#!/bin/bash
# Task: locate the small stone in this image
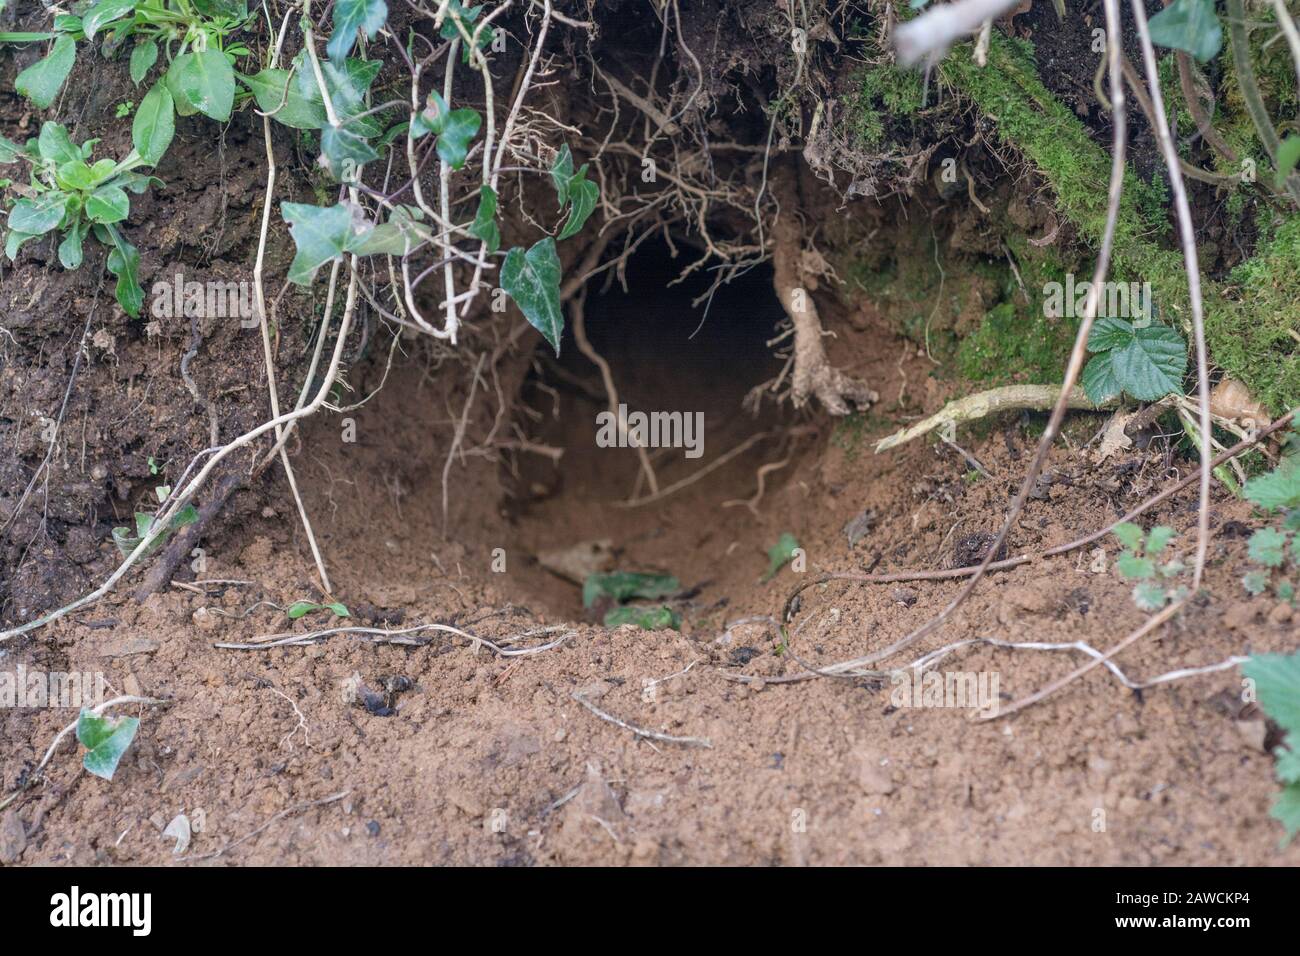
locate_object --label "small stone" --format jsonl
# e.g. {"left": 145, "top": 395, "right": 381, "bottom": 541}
{"left": 0, "top": 810, "right": 26, "bottom": 864}
{"left": 554, "top": 728, "right": 567, "bottom": 742}
{"left": 1235, "top": 719, "right": 1268, "bottom": 753}
{"left": 889, "top": 587, "right": 918, "bottom": 607}
{"left": 1268, "top": 602, "right": 1293, "bottom": 626}
{"left": 1223, "top": 601, "right": 1262, "bottom": 631}
{"left": 857, "top": 753, "right": 895, "bottom": 795}
{"left": 191, "top": 607, "right": 221, "bottom": 631}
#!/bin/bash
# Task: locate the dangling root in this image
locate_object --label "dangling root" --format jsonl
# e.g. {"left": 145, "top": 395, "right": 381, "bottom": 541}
{"left": 771, "top": 165, "right": 877, "bottom": 416}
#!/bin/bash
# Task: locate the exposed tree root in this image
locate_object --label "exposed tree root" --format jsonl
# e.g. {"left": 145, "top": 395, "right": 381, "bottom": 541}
{"left": 771, "top": 164, "right": 877, "bottom": 416}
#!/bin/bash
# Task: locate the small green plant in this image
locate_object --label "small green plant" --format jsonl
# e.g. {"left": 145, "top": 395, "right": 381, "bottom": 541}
{"left": 2, "top": 121, "right": 158, "bottom": 314}
{"left": 582, "top": 571, "right": 681, "bottom": 630}
{"left": 111, "top": 484, "right": 198, "bottom": 556}
{"left": 1082, "top": 317, "right": 1188, "bottom": 405}
{"left": 1240, "top": 652, "right": 1300, "bottom": 844}
{"left": 763, "top": 532, "right": 801, "bottom": 581}
{"left": 1240, "top": 431, "right": 1300, "bottom": 603}
{"left": 1112, "top": 522, "right": 1188, "bottom": 610}
{"left": 287, "top": 599, "right": 350, "bottom": 620}
{"left": 77, "top": 708, "right": 140, "bottom": 781}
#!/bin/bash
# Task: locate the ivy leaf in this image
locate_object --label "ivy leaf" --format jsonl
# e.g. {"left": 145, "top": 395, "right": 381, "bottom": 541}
{"left": 1081, "top": 351, "right": 1123, "bottom": 404}
{"left": 16, "top": 34, "right": 76, "bottom": 109}
{"left": 82, "top": 0, "right": 137, "bottom": 40}
{"left": 501, "top": 238, "right": 564, "bottom": 355}
{"left": 556, "top": 166, "right": 598, "bottom": 240}
{"left": 1272, "top": 783, "right": 1300, "bottom": 843}
{"left": 1109, "top": 324, "right": 1186, "bottom": 400}
{"left": 166, "top": 49, "right": 236, "bottom": 122}
{"left": 347, "top": 205, "right": 430, "bottom": 256}
{"left": 8, "top": 192, "right": 70, "bottom": 235}
{"left": 86, "top": 184, "right": 129, "bottom": 224}
{"left": 582, "top": 571, "right": 679, "bottom": 609}
{"left": 129, "top": 38, "right": 158, "bottom": 85}
{"left": 764, "top": 532, "right": 800, "bottom": 581}
{"left": 1148, "top": 0, "right": 1222, "bottom": 63}
{"left": 320, "top": 122, "right": 380, "bottom": 178}
{"left": 96, "top": 222, "right": 143, "bottom": 316}
{"left": 603, "top": 605, "right": 681, "bottom": 630}
{"left": 1276, "top": 136, "right": 1300, "bottom": 189}
{"left": 77, "top": 710, "right": 140, "bottom": 781}
{"left": 469, "top": 184, "right": 500, "bottom": 253}
{"left": 132, "top": 81, "right": 174, "bottom": 166}
{"left": 550, "top": 144, "right": 575, "bottom": 206}
{"left": 1245, "top": 456, "right": 1300, "bottom": 511}
{"left": 282, "top": 201, "right": 351, "bottom": 285}
{"left": 1248, "top": 527, "right": 1289, "bottom": 568}
{"left": 412, "top": 91, "right": 479, "bottom": 168}
{"left": 240, "top": 67, "right": 329, "bottom": 130}
{"left": 328, "top": 0, "right": 388, "bottom": 61}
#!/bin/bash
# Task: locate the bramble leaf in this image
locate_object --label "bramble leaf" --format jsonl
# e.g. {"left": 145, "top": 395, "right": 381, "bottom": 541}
{"left": 582, "top": 571, "right": 679, "bottom": 609}
{"left": 77, "top": 710, "right": 140, "bottom": 781}
{"left": 1248, "top": 527, "right": 1289, "bottom": 568}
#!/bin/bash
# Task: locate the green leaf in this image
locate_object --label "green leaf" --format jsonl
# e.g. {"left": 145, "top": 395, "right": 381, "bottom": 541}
{"left": 282, "top": 201, "right": 351, "bottom": 285}
{"left": 77, "top": 709, "right": 140, "bottom": 781}
{"left": 1145, "top": 525, "right": 1176, "bottom": 556}
{"left": 58, "top": 221, "right": 87, "bottom": 269}
{"left": 8, "top": 193, "right": 70, "bottom": 235}
{"left": 1086, "top": 316, "right": 1134, "bottom": 353}
{"left": 1272, "top": 782, "right": 1300, "bottom": 843}
{"left": 320, "top": 122, "right": 380, "bottom": 179}
{"left": 132, "top": 82, "right": 174, "bottom": 166}
{"left": 328, "top": 0, "right": 388, "bottom": 61}
{"left": 16, "top": 34, "right": 76, "bottom": 109}
{"left": 166, "top": 49, "right": 236, "bottom": 122}
{"left": 469, "top": 185, "right": 500, "bottom": 253}
{"left": 1243, "top": 653, "right": 1300, "bottom": 738}
{"left": 240, "top": 68, "right": 328, "bottom": 130}
{"left": 0, "top": 135, "right": 22, "bottom": 164}
{"left": 86, "top": 184, "right": 129, "bottom": 224}
{"left": 413, "top": 91, "right": 479, "bottom": 168}
{"left": 1244, "top": 457, "right": 1300, "bottom": 511}
{"left": 5, "top": 231, "right": 38, "bottom": 261}
{"left": 1131, "top": 581, "right": 1170, "bottom": 611}
{"left": 1148, "top": 0, "right": 1222, "bottom": 63}
{"left": 556, "top": 168, "right": 597, "bottom": 240}
{"left": 501, "top": 238, "right": 564, "bottom": 355}
{"left": 325, "top": 602, "right": 350, "bottom": 617}
{"left": 82, "top": 0, "right": 137, "bottom": 40}
{"left": 1112, "top": 522, "right": 1145, "bottom": 552}
{"left": 129, "top": 38, "right": 158, "bottom": 85}
{"left": 97, "top": 223, "right": 143, "bottom": 317}
{"left": 603, "top": 605, "right": 681, "bottom": 630}
{"left": 1081, "top": 351, "right": 1123, "bottom": 404}
{"left": 38, "top": 121, "right": 82, "bottom": 166}
{"left": 764, "top": 532, "right": 800, "bottom": 581}
{"left": 1276, "top": 136, "right": 1300, "bottom": 189}
{"left": 346, "top": 205, "right": 430, "bottom": 256}
{"left": 1116, "top": 553, "right": 1155, "bottom": 580}
{"left": 1110, "top": 324, "right": 1187, "bottom": 401}
{"left": 287, "top": 600, "right": 321, "bottom": 619}
{"left": 582, "top": 571, "right": 680, "bottom": 609}
{"left": 1248, "top": 527, "right": 1289, "bottom": 568}
{"left": 1242, "top": 569, "right": 1270, "bottom": 595}
{"left": 550, "top": 144, "right": 575, "bottom": 206}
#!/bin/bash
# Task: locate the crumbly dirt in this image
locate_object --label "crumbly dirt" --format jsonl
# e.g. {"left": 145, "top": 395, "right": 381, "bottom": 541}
{"left": 3, "top": 290, "right": 1298, "bottom": 864}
